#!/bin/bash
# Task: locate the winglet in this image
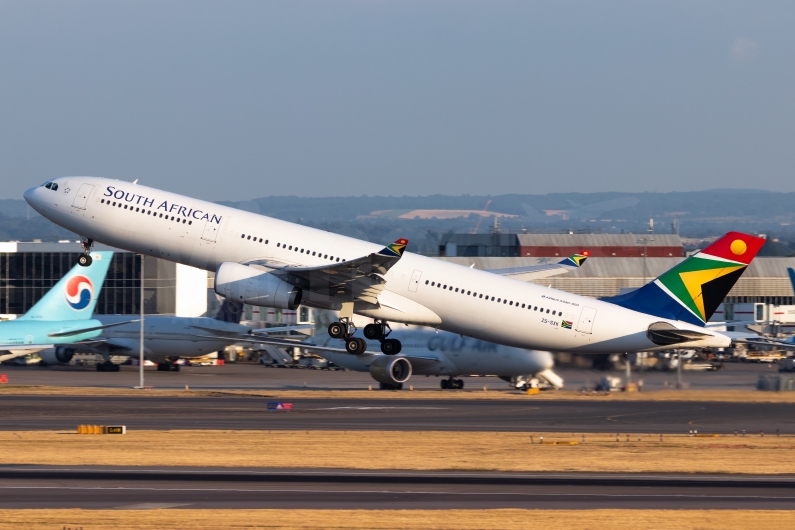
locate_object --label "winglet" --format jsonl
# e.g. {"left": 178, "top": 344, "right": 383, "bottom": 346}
{"left": 378, "top": 238, "right": 408, "bottom": 258}
{"left": 558, "top": 250, "right": 589, "bottom": 268}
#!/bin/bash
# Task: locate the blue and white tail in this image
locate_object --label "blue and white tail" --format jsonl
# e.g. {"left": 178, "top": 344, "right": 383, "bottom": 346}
{"left": 214, "top": 299, "right": 244, "bottom": 324}
{"left": 18, "top": 251, "right": 114, "bottom": 321}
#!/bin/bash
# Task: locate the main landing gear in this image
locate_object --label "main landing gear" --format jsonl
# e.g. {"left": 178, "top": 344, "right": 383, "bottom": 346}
{"left": 441, "top": 377, "right": 464, "bottom": 390}
{"left": 96, "top": 361, "right": 120, "bottom": 372}
{"left": 363, "top": 320, "right": 401, "bottom": 355}
{"left": 78, "top": 238, "right": 94, "bottom": 267}
{"left": 328, "top": 318, "right": 368, "bottom": 354}
{"left": 157, "top": 361, "right": 180, "bottom": 372}
{"left": 328, "top": 319, "right": 402, "bottom": 355}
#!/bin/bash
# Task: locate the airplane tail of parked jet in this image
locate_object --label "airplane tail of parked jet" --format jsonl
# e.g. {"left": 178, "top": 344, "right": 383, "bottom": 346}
{"left": 213, "top": 299, "right": 244, "bottom": 324}
{"left": 601, "top": 232, "right": 765, "bottom": 327}
{"left": 17, "top": 251, "right": 114, "bottom": 321}
{"left": 787, "top": 267, "right": 795, "bottom": 292}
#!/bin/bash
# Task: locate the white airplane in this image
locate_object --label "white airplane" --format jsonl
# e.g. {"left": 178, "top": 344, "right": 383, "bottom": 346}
{"left": 310, "top": 328, "right": 562, "bottom": 391}
{"left": 24, "top": 177, "right": 765, "bottom": 358}
{"left": 39, "top": 299, "right": 307, "bottom": 372}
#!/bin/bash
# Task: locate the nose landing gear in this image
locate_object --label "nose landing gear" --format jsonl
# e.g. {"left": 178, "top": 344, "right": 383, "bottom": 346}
{"left": 441, "top": 377, "right": 464, "bottom": 390}
{"left": 78, "top": 238, "right": 94, "bottom": 267}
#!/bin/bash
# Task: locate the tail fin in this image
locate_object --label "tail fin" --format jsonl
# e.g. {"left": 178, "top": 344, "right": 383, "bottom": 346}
{"left": 558, "top": 250, "right": 589, "bottom": 268}
{"left": 214, "top": 299, "right": 244, "bottom": 324}
{"left": 377, "top": 238, "right": 408, "bottom": 258}
{"left": 18, "top": 251, "right": 114, "bottom": 321}
{"left": 602, "top": 232, "right": 765, "bottom": 326}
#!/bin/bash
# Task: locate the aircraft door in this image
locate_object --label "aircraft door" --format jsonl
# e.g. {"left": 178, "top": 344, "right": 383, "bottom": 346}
{"left": 408, "top": 270, "right": 422, "bottom": 292}
{"left": 576, "top": 306, "right": 597, "bottom": 334}
{"left": 201, "top": 220, "right": 218, "bottom": 242}
{"left": 72, "top": 184, "right": 94, "bottom": 210}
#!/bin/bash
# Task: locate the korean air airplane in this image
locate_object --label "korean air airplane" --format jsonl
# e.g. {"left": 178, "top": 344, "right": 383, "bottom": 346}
{"left": 0, "top": 251, "right": 129, "bottom": 365}
{"left": 24, "top": 177, "right": 765, "bottom": 358}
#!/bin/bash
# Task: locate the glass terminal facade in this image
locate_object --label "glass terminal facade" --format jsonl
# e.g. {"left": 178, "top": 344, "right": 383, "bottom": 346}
{"left": 0, "top": 252, "right": 177, "bottom": 316}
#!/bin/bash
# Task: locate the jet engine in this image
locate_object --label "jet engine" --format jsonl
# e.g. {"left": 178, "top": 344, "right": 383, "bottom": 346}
{"left": 369, "top": 356, "right": 412, "bottom": 385}
{"left": 215, "top": 262, "right": 302, "bottom": 310}
{"left": 39, "top": 346, "right": 76, "bottom": 365}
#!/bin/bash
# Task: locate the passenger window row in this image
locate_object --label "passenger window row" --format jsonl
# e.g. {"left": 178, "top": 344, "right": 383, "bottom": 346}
{"left": 423, "top": 279, "right": 563, "bottom": 317}
{"left": 241, "top": 234, "right": 269, "bottom": 245}
{"left": 100, "top": 198, "right": 192, "bottom": 225}
{"left": 242, "top": 236, "right": 344, "bottom": 263}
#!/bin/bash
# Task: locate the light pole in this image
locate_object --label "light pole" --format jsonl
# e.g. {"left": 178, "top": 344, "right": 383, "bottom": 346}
{"left": 135, "top": 254, "right": 145, "bottom": 389}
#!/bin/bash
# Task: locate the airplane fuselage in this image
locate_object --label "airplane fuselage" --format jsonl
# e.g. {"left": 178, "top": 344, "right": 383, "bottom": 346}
{"left": 25, "top": 177, "right": 731, "bottom": 354}
{"left": 315, "top": 328, "right": 554, "bottom": 377}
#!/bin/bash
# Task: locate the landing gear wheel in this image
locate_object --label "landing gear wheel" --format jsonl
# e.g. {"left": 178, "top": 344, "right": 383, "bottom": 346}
{"left": 78, "top": 254, "right": 93, "bottom": 267}
{"left": 345, "top": 337, "right": 367, "bottom": 354}
{"left": 172, "top": 363, "right": 180, "bottom": 372}
{"left": 96, "top": 362, "right": 118, "bottom": 372}
{"left": 363, "top": 324, "right": 383, "bottom": 340}
{"left": 379, "top": 382, "right": 403, "bottom": 390}
{"left": 380, "top": 339, "right": 402, "bottom": 355}
{"left": 328, "top": 322, "right": 346, "bottom": 339}
{"left": 456, "top": 379, "right": 464, "bottom": 390}
{"left": 441, "top": 379, "right": 449, "bottom": 390}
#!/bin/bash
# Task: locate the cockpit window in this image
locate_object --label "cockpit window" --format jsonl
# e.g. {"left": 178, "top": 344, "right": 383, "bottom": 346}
{"left": 50, "top": 183, "right": 58, "bottom": 191}
{"left": 44, "top": 182, "right": 52, "bottom": 189}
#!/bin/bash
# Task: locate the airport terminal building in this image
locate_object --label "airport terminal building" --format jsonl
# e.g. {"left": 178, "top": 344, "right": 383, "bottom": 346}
{"left": 0, "top": 241, "right": 207, "bottom": 319}
{"left": 2, "top": 240, "right": 793, "bottom": 324}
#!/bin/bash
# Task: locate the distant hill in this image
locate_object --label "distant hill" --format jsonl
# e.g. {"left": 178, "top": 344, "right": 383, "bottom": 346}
{"left": 1, "top": 189, "right": 794, "bottom": 251}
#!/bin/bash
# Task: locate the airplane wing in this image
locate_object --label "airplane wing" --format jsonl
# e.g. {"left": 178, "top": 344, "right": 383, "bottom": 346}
{"left": 186, "top": 333, "right": 381, "bottom": 354}
{"left": 0, "top": 344, "right": 55, "bottom": 363}
{"left": 250, "top": 325, "right": 314, "bottom": 335}
{"left": 483, "top": 251, "right": 589, "bottom": 281}
{"left": 720, "top": 332, "right": 795, "bottom": 351}
{"left": 265, "top": 238, "right": 409, "bottom": 305}
{"left": 189, "top": 324, "right": 314, "bottom": 339}
{"left": 47, "top": 319, "right": 140, "bottom": 338}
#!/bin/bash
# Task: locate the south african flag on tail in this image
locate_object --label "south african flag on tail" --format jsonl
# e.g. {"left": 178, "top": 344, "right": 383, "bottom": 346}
{"left": 378, "top": 238, "right": 408, "bottom": 258}
{"left": 558, "top": 251, "right": 590, "bottom": 268}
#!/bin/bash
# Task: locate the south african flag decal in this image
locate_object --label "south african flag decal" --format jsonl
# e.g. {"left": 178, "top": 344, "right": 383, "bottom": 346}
{"left": 561, "top": 320, "right": 572, "bottom": 329}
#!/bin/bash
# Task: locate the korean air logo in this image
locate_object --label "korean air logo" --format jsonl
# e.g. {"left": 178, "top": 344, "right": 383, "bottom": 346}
{"left": 65, "top": 275, "right": 94, "bottom": 311}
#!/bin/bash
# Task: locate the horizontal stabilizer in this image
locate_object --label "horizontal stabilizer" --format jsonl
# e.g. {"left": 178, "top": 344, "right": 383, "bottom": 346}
{"left": 646, "top": 322, "right": 711, "bottom": 346}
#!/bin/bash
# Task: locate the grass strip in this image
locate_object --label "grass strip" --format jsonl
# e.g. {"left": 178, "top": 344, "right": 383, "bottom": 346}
{"left": 0, "top": 509, "right": 790, "bottom": 529}
{"left": 2, "top": 430, "right": 794, "bottom": 474}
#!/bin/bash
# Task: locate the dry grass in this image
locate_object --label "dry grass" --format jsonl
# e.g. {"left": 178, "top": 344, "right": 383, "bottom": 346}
{"left": 0, "top": 509, "right": 790, "bottom": 529}
{"left": 2, "top": 385, "right": 795, "bottom": 403}
{"left": 3, "top": 430, "right": 795, "bottom": 474}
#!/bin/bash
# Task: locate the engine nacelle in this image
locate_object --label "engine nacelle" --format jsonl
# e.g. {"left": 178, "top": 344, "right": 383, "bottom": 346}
{"left": 215, "top": 262, "right": 302, "bottom": 310}
{"left": 369, "top": 356, "right": 412, "bottom": 385}
{"left": 39, "top": 346, "right": 75, "bottom": 365}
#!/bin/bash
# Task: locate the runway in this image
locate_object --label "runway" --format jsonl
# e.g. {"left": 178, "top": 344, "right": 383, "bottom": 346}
{"left": 1, "top": 394, "right": 793, "bottom": 433}
{"left": 0, "top": 361, "right": 774, "bottom": 391}
{"left": 1, "top": 466, "right": 793, "bottom": 509}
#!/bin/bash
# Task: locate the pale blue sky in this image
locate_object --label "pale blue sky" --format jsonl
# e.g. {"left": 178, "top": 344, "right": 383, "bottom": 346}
{"left": 1, "top": 1, "right": 793, "bottom": 200}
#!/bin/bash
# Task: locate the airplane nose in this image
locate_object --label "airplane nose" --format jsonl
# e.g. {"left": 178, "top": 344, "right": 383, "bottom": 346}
{"left": 23, "top": 185, "right": 43, "bottom": 210}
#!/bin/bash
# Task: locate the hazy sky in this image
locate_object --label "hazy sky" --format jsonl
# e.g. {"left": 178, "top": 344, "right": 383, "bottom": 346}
{"left": 1, "top": 1, "right": 793, "bottom": 200}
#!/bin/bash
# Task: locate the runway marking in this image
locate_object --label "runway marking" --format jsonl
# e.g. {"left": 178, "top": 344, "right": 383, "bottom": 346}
{"left": 606, "top": 407, "right": 704, "bottom": 424}
{"left": 0, "top": 486, "right": 793, "bottom": 501}
{"left": 311, "top": 407, "right": 449, "bottom": 410}
{"left": 113, "top": 502, "right": 192, "bottom": 510}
